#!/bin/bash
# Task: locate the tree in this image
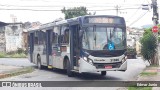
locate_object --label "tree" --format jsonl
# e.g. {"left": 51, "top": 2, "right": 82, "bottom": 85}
{"left": 140, "top": 28, "right": 157, "bottom": 65}
{"left": 61, "top": 6, "right": 92, "bottom": 19}
{"left": 143, "top": 25, "right": 160, "bottom": 42}
{"left": 22, "top": 22, "right": 31, "bottom": 29}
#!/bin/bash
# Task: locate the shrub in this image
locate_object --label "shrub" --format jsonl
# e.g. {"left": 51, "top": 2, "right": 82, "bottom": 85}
{"left": 17, "top": 48, "right": 24, "bottom": 54}
{"left": 140, "top": 32, "right": 157, "bottom": 65}
{"left": 0, "top": 52, "right": 6, "bottom": 58}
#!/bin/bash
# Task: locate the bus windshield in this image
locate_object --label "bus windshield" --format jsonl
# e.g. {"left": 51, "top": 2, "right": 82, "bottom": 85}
{"left": 82, "top": 26, "right": 125, "bottom": 50}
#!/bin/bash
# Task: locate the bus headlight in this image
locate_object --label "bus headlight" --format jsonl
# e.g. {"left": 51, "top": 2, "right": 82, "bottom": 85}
{"left": 83, "top": 57, "right": 87, "bottom": 61}
{"left": 122, "top": 56, "right": 127, "bottom": 63}
{"left": 88, "top": 58, "right": 93, "bottom": 65}
{"left": 83, "top": 56, "right": 93, "bottom": 65}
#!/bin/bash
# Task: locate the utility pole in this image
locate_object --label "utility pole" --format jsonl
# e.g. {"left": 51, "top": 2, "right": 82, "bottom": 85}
{"left": 115, "top": 5, "right": 121, "bottom": 16}
{"left": 152, "top": 0, "right": 159, "bottom": 65}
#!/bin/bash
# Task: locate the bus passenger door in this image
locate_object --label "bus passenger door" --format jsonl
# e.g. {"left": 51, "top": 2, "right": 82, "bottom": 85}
{"left": 70, "top": 25, "right": 80, "bottom": 69}
{"left": 52, "top": 26, "right": 62, "bottom": 68}
{"left": 39, "top": 31, "right": 47, "bottom": 66}
{"left": 29, "top": 33, "right": 34, "bottom": 63}
{"left": 46, "top": 30, "right": 52, "bottom": 66}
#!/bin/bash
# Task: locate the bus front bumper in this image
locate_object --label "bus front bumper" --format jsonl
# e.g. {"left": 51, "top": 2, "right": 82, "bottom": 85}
{"left": 79, "top": 58, "right": 127, "bottom": 73}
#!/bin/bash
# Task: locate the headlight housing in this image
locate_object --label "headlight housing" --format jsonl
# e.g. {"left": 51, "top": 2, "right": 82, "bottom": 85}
{"left": 83, "top": 56, "right": 93, "bottom": 65}
{"left": 122, "top": 56, "right": 127, "bottom": 63}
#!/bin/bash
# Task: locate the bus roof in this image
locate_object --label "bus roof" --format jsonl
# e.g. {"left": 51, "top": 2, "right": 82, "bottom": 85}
{"left": 28, "top": 15, "right": 125, "bottom": 32}
{"left": 55, "top": 15, "right": 124, "bottom": 25}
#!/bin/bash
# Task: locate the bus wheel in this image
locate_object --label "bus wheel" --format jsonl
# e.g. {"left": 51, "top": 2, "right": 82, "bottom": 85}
{"left": 67, "top": 59, "right": 73, "bottom": 77}
{"left": 37, "top": 56, "right": 42, "bottom": 70}
{"left": 101, "top": 71, "right": 106, "bottom": 76}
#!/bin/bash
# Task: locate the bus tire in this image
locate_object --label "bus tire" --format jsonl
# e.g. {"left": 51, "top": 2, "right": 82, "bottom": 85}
{"left": 37, "top": 56, "right": 42, "bottom": 70}
{"left": 101, "top": 71, "right": 106, "bottom": 76}
{"left": 63, "top": 59, "right": 67, "bottom": 70}
{"left": 67, "top": 59, "right": 73, "bottom": 77}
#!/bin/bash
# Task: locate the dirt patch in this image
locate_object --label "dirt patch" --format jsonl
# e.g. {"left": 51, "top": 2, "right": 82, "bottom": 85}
{"left": 137, "top": 66, "right": 160, "bottom": 81}
{"left": 0, "top": 65, "right": 34, "bottom": 79}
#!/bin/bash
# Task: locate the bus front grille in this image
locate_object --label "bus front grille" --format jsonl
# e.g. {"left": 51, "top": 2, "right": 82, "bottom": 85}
{"left": 94, "top": 62, "right": 122, "bottom": 69}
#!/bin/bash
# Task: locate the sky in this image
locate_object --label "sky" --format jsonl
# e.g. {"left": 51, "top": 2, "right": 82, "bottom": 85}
{"left": 0, "top": 0, "right": 159, "bottom": 28}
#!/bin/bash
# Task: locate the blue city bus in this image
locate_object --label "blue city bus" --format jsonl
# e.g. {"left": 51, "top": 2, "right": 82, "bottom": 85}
{"left": 28, "top": 15, "right": 127, "bottom": 77}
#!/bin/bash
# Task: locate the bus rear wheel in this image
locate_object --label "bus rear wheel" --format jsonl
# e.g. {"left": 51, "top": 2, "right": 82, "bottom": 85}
{"left": 67, "top": 59, "right": 73, "bottom": 77}
{"left": 101, "top": 71, "right": 106, "bottom": 76}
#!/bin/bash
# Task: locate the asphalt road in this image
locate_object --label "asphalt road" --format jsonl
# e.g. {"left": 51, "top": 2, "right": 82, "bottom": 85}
{"left": 0, "top": 57, "right": 146, "bottom": 90}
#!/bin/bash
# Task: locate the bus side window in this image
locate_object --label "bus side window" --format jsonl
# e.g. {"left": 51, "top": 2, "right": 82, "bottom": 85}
{"left": 34, "top": 31, "right": 38, "bottom": 45}
{"left": 38, "top": 31, "right": 43, "bottom": 45}
{"left": 60, "top": 26, "right": 69, "bottom": 44}
{"left": 64, "top": 29, "right": 69, "bottom": 44}
{"left": 52, "top": 32, "right": 58, "bottom": 44}
{"left": 54, "top": 26, "right": 60, "bottom": 45}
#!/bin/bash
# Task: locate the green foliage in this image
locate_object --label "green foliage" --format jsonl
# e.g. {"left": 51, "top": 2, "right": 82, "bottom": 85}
{"left": 0, "top": 67, "right": 34, "bottom": 79}
{"left": 11, "top": 53, "right": 27, "bottom": 58}
{"left": 61, "top": 6, "right": 91, "bottom": 19}
{"left": 0, "top": 52, "right": 6, "bottom": 58}
{"left": 140, "top": 32, "right": 157, "bottom": 63}
{"left": 128, "top": 87, "right": 152, "bottom": 90}
{"left": 143, "top": 28, "right": 152, "bottom": 35}
{"left": 140, "top": 72, "right": 157, "bottom": 76}
{"left": 144, "top": 25, "right": 160, "bottom": 42}
{"left": 0, "top": 50, "right": 27, "bottom": 58}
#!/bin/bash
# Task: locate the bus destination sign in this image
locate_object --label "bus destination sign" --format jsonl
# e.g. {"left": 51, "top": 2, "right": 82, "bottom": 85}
{"left": 84, "top": 17, "right": 123, "bottom": 24}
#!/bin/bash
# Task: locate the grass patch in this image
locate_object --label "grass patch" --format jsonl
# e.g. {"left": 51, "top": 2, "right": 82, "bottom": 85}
{"left": 147, "top": 65, "right": 159, "bottom": 67}
{"left": 0, "top": 67, "right": 34, "bottom": 79}
{"left": 140, "top": 72, "right": 157, "bottom": 76}
{"left": 0, "top": 52, "right": 6, "bottom": 58}
{"left": 128, "top": 87, "right": 152, "bottom": 90}
{"left": 0, "top": 52, "right": 27, "bottom": 58}
{"left": 10, "top": 53, "right": 27, "bottom": 58}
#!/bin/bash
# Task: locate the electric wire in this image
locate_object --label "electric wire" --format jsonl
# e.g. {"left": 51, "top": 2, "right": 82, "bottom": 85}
{"left": 129, "top": 10, "right": 149, "bottom": 26}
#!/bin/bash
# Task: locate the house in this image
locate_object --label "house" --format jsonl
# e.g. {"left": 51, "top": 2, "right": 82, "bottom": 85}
{"left": 0, "top": 21, "right": 42, "bottom": 53}
{"left": 0, "top": 22, "right": 8, "bottom": 52}
{"left": 5, "top": 23, "right": 23, "bottom": 52}
{"left": 126, "top": 27, "right": 144, "bottom": 54}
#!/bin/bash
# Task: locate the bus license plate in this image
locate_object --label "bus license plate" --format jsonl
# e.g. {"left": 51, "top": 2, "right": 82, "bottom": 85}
{"left": 105, "top": 65, "right": 112, "bottom": 69}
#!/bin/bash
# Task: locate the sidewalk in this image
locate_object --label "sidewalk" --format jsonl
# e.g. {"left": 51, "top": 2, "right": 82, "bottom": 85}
{"left": 137, "top": 67, "right": 160, "bottom": 81}
{"left": 137, "top": 66, "right": 160, "bottom": 90}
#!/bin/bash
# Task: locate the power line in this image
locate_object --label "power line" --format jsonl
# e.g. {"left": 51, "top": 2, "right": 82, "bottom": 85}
{"left": 0, "top": 4, "right": 65, "bottom": 7}
{"left": 20, "top": 0, "right": 143, "bottom": 6}
{"left": 0, "top": 4, "right": 142, "bottom": 8}
{"left": 129, "top": 11, "right": 149, "bottom": 26}
{"left": 126, "top": 0, "right": 146, "bottom": 21}
{"left": 0, "top": 7, "right": 140, "bottom": 11}
{"left": 0, "top": 8, "right": 117, "bottom": 11}
{"left": 126, "top": 6, "right": 141, "bottom": 21}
